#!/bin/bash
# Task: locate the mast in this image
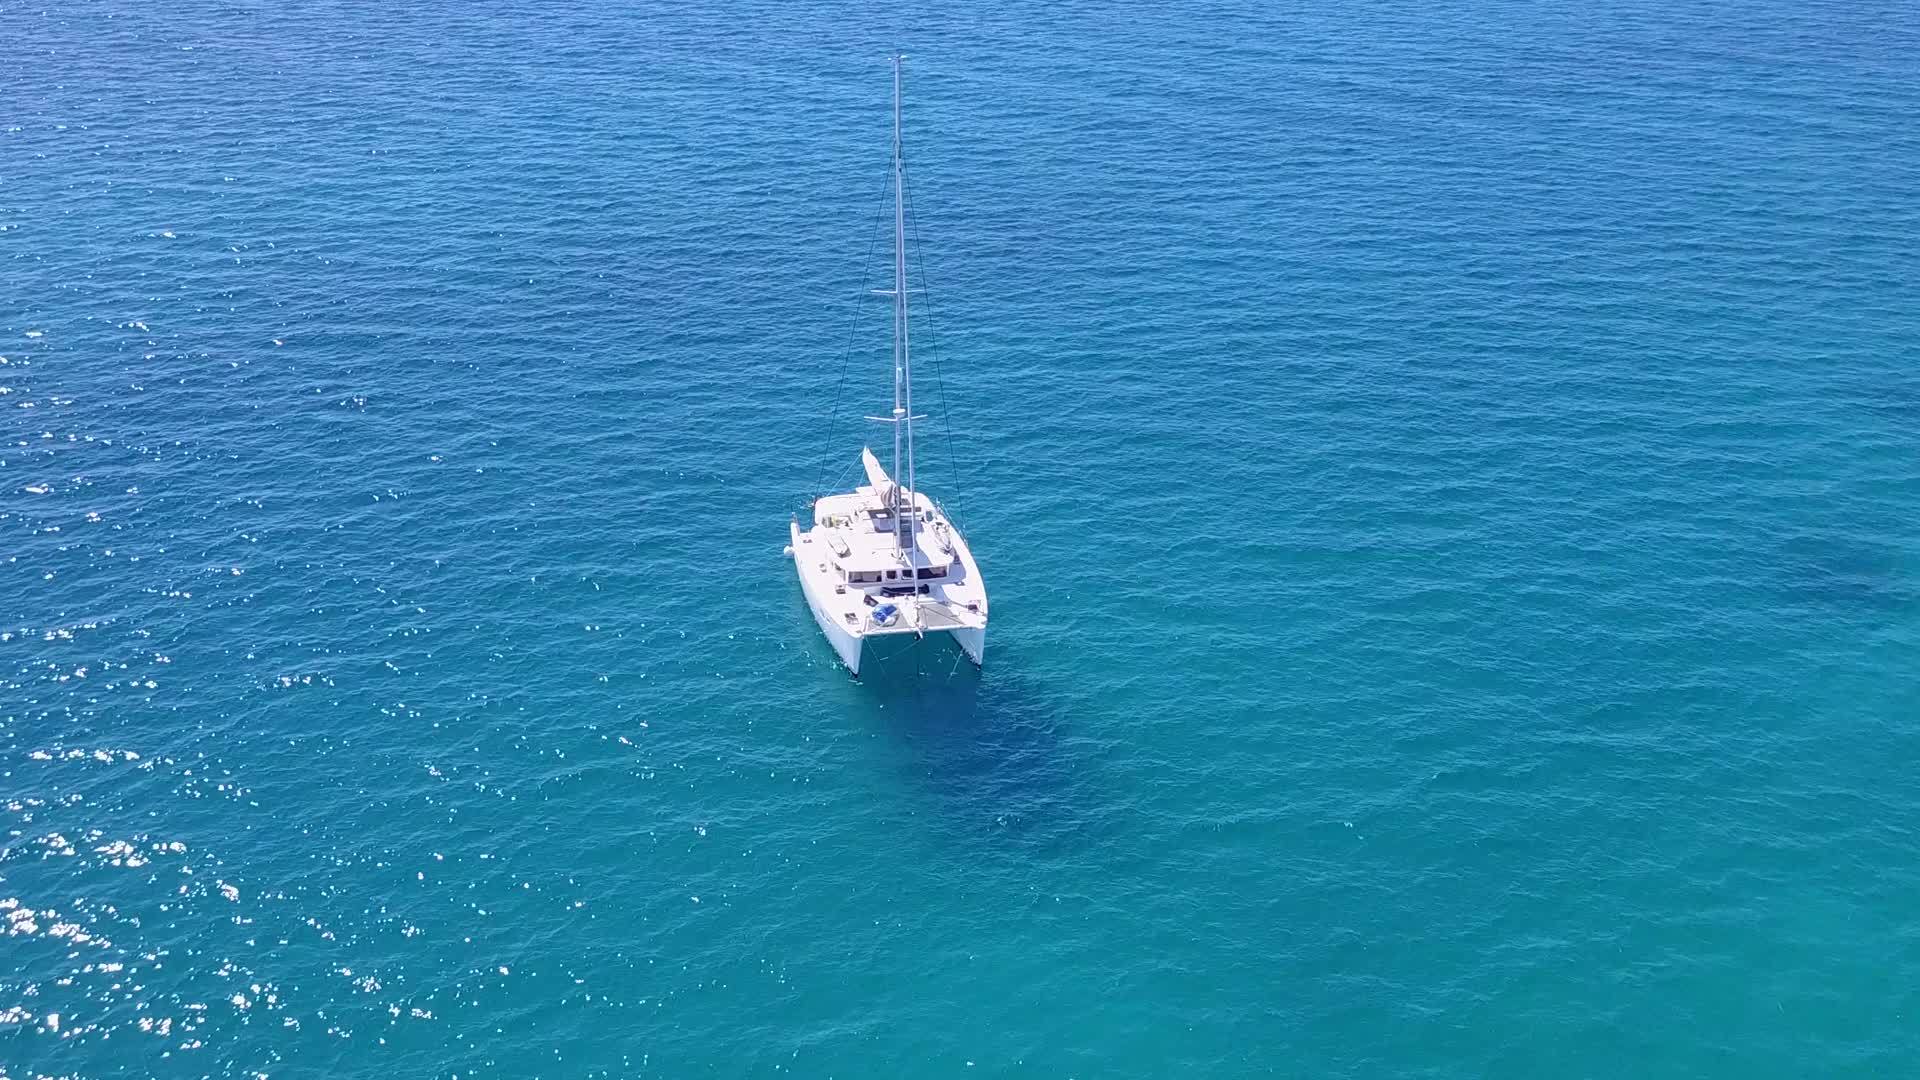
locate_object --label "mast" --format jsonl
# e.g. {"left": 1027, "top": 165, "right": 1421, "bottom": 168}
{"left": 890, "top": 54, "right": 918, "bottom": 557}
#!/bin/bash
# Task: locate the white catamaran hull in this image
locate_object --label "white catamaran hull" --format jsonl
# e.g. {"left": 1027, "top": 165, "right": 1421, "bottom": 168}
{"left": 789, "top": 519, "right": 986, "bottom": 677}
{"left": 950, "top": 626, "right": 985, "bottom": 667}
{"left": 792, "top": 522, "right": 866, "bottom": 673}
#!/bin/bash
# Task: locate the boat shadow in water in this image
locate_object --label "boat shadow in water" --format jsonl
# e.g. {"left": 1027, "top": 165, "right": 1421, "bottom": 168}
{"left": 1775, "top": 534, "right": 1917, "bottom": 613}
{"left": 852, "top": 641, "right": 1108, "bottom": 858}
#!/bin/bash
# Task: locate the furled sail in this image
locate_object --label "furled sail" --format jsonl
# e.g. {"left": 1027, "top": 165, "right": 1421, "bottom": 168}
{"left": 861, "top": 447, "right": 898, "bottom": 505}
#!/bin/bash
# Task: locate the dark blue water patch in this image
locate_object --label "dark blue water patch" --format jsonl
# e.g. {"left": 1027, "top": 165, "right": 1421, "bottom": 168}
{"left": 849, "top": 652, "right": 1110, "bottom": 857}
{"left": 1774, "top": 533, "right": 1917, "bottom": 612}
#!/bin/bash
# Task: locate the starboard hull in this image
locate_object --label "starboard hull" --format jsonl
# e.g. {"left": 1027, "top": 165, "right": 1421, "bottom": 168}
{"left": 950, "top": 626, "right": 985, "bottom": 667}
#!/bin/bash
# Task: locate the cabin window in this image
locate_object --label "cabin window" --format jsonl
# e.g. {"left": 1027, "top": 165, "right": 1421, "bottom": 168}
{"left": 915, "top": 566, "right": 947, "bottom": 580}
{"left": 885, "top": 570, "right": 897, "bottom": 580}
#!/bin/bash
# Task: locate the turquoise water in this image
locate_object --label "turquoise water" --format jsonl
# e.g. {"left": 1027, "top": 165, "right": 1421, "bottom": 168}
{"left": 6, "top": 1, "right": 1919, "bottom": 1075}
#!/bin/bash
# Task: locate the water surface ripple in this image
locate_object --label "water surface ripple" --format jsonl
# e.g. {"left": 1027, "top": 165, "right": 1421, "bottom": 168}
{"left": 4, "top": 1, "right": 1918, "bottom": 1076}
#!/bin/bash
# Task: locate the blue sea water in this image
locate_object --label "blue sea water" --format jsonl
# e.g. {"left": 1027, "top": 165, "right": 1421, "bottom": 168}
{"left": 5, "top": 0, "right": 1919, "bottom": 1075}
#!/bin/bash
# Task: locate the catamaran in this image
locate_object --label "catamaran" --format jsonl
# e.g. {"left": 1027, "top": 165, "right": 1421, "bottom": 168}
{"left": 788, "top": 57, "right": 987, "bottom": 676}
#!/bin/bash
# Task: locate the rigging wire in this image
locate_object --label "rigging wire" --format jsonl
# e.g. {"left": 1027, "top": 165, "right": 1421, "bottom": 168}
{"left": 813, "top": 171, "right": 897, "bottom": 500}
{"left": 900, "top": 157, "right": 965, "bottom": 523}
